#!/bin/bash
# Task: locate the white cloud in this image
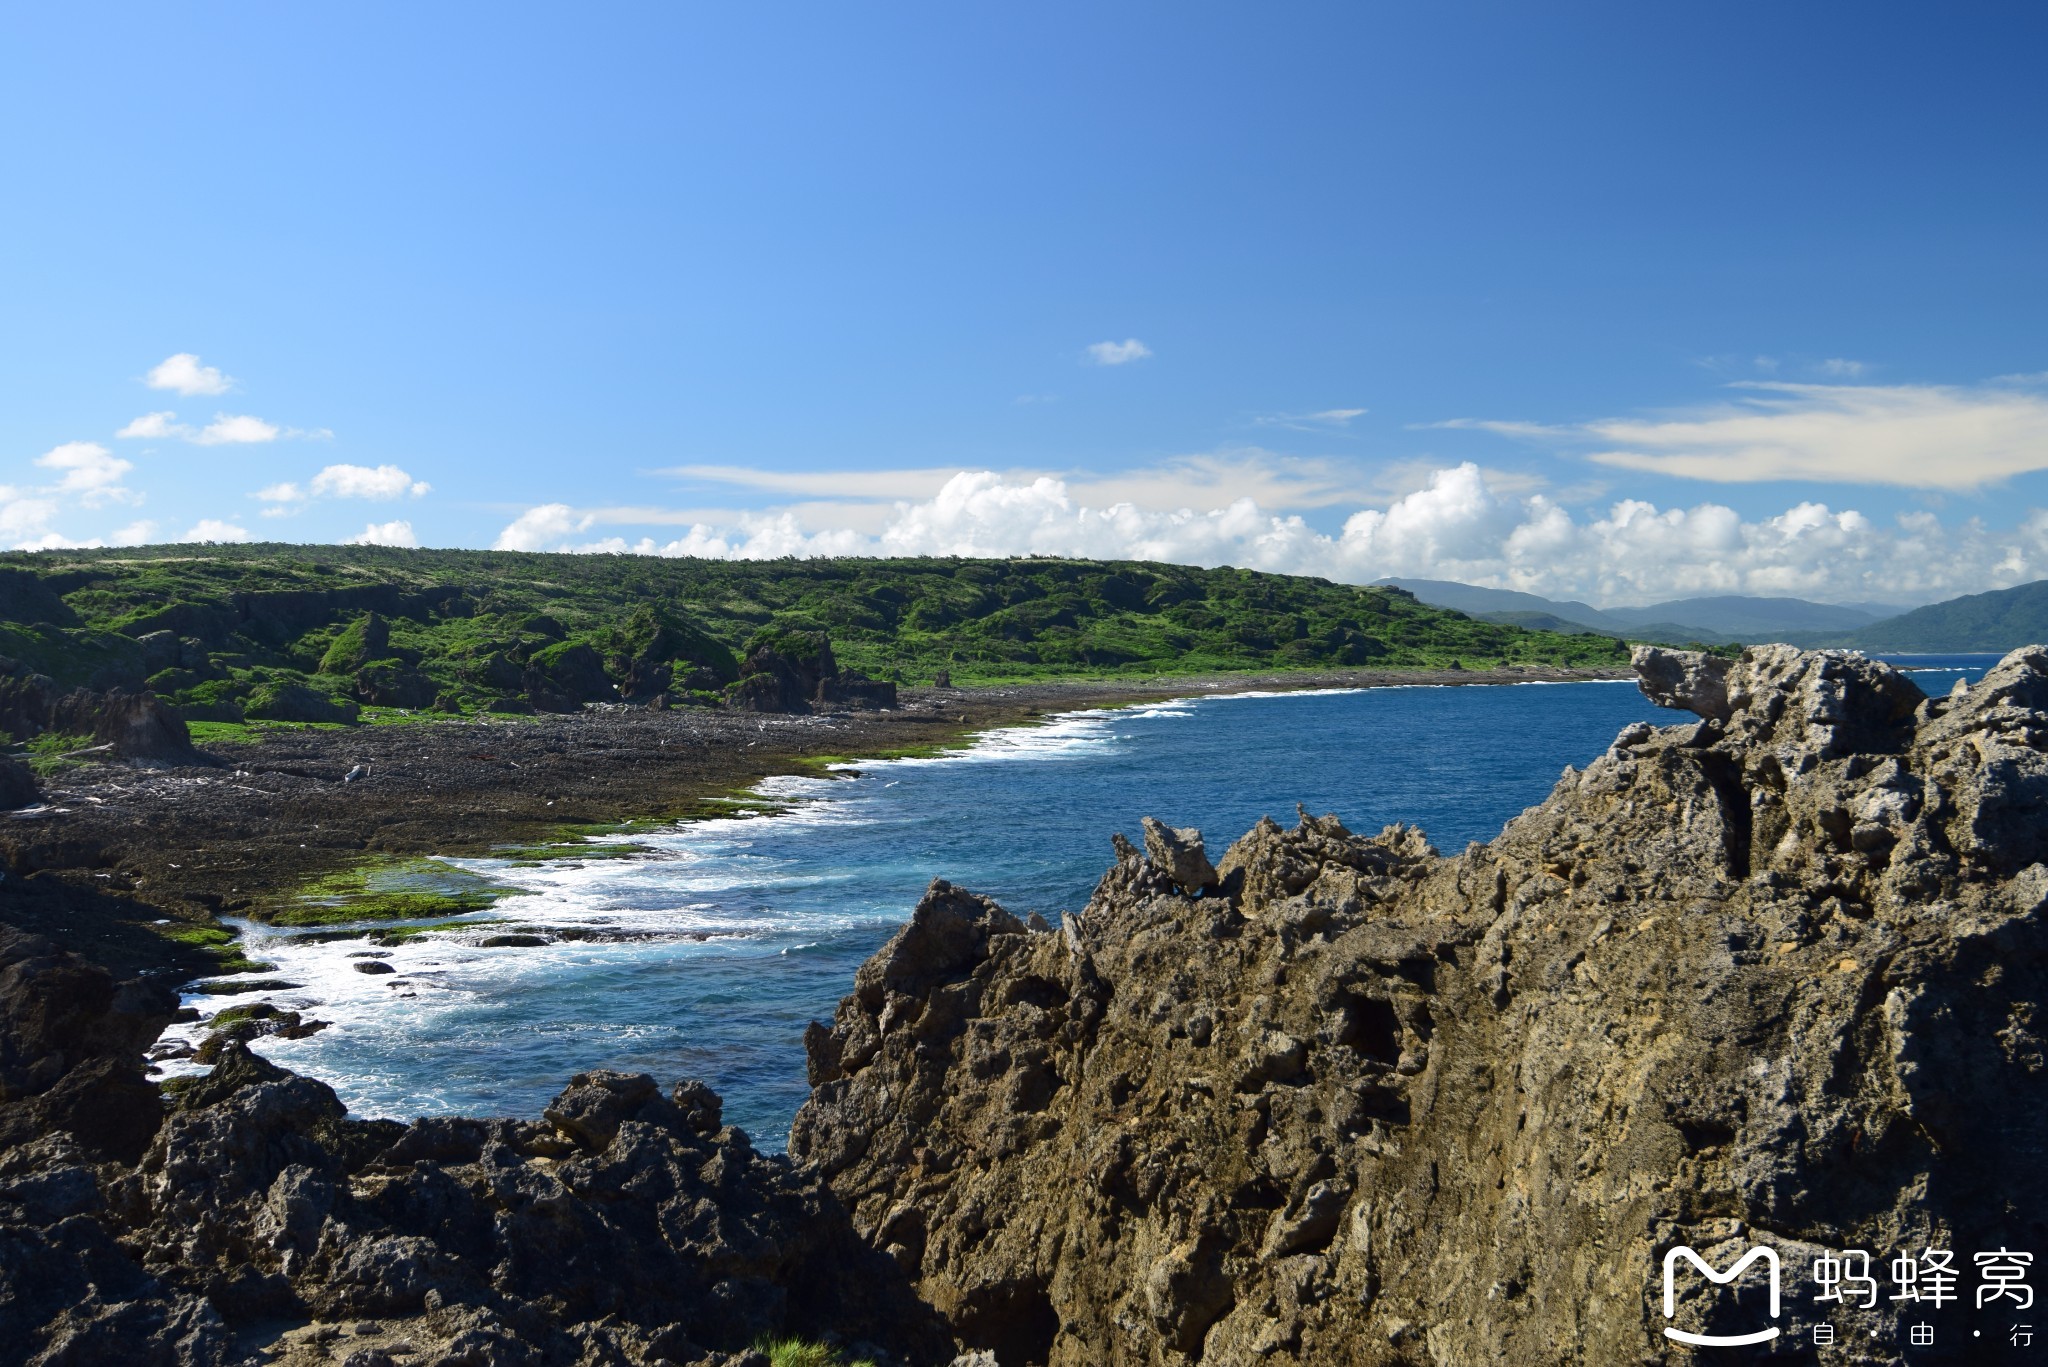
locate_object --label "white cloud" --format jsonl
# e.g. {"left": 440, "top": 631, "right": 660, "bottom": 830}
{"left": 254, "top": 481, "right": 305, "bottom": 503}
{"left": 664, "top": 451, "right": 1372, "bottom": 516}
{"left": 1446, "top": 380, "right": 2048, "bottom": 490}
{"left": 344, "top": 520, "right": 419, "bottom": 547}
{"left": 662, "top": 465, "right": 965, "bottom": 501}
{"left": 1257, "top": 407, "right": 1368, "bottom": 432}
{"left": 1, "top": 494, "right": 60, "bottom": 546}
{"left": 1084, "top": 338, "right": 1152, "bottom": 366}
{"left": 192, "top": 413, "right": 282, "bottom": 446}
{"left": 117, "top": 411, "right": 185, "bottom": 440}
{"left": 145, "top": 352, "right": 234, "bottom": 396}
{"left": 179, "top": 519, "right": 252, "bottom": 543}
{"left": 490, "top": 461, "right": 2048, "bottom": 608}
{"left": 309, "top": 463, "right": 430, "bottom": 499}
{"left": 1818, "top": 358, "right": 1867, "bottom": 378}
{"left": 494, "top": 503, "right": 594, "bottom": 551}
{"left": 34, "top": 441, "right": 136, "bottom": 506}
{"left": 117, "top": 410, "right": 324, "bottom": 446}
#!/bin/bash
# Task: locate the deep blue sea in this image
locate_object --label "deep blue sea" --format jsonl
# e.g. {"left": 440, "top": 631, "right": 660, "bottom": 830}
{"left": 172, "top": 656, "right": 1999, "bottom": 1150}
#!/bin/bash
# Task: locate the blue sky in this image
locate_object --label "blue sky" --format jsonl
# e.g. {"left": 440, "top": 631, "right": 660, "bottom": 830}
{"left": 3, "top": 3, "right": 2045, "bottom": 605}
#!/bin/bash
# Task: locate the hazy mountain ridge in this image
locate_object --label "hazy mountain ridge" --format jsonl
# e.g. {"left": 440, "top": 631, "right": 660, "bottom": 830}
{"left": 1380, "top": 576, "right": 2048, "bottom": 651}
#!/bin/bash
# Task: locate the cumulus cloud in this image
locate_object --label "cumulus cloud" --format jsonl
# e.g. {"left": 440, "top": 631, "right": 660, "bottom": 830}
{"left": 1084, "top": 338, "right": 1152, "bottom": 366}
{"left": 179, "top": 519, "right": 252, "bottom": 543}
{"left": 491, "top": 462, "right": 2048, "bottom": 607}
{"left": 1443, "top": 379, "right": 2048, "bottom": 490}
{"left": 118, "top": 411, "right": 327, "bottom": 445}
{"left": 255, "top": 482, "right": 304, "bottom": 504}
{"left": 0, "top": 494, "right": 61, "bottom": 547}
{"left": 192, "top": 414, "right": 282, "bottom": 446}
{"left": 35, "top": 442, "right": 136, "bottom": 506}
{"left": 494, "top": 503, "right": 594, "bottom": 551}
{"left": 2, "top": 444, "right": 150, "bottom": 546}
{"left": 309, "top": 464, "right": 431, "bottom": 500}
{"left": 144, "top": 352, "right": 234, "bottom": 396}
{"left": 117, "top": 411, "right": 183, "bottom": 440}
{"left": 9, "top": 520, "right": 158, "bottom": 552}
{"left": 344, "top": 520, "right": 419, "bottom": 548}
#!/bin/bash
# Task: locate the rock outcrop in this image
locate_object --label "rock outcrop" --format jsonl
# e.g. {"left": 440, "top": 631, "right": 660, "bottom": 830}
{"left": 728, "top": 631, "right": 897, "bottom": 714}
{"left": 0, "top": 929, "right": 947, "bottom": 1367}
{"left": 792, "top": 645, "right": 2048, "bottom": 1363}
{"left": 0, "top": 668, "right": 206, "bottom": 765}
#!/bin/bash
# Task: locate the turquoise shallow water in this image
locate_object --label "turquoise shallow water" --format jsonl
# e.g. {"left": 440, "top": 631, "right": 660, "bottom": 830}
{"left": 175, "top": 656, "right": 1998, "bottom": 1151}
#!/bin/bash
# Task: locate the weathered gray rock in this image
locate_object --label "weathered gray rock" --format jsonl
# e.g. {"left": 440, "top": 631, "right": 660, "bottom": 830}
{"left": 792, "top": 645, "right": 2048, "bottom": 1364}
{"left": 93, "top": 690, "right": 205, "bottom": 764}
{"left": 1631, "top": 642, "right": 1733, "bottom": 719}
{"left": 1138, "top": 817, "right": 1217, "bottom": 895}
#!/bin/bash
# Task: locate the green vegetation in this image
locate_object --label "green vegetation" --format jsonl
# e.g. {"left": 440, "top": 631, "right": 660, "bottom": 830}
{"left": 752, "top": 1339, "right": 879, "bottom": 1367}
{"left": 491, "top": 839, "right": 650, "bottom": 865}
{"left": 265, "top": 856, "right": 513, "bottom": 926}
{"left": 0, "top": 544, "right": 1629, "bottom": 724}
{"left": 148, "top": 922, "right": 272, "bottom": 974}
{"left": 1815, "top": 579, "right": 2048, "bottom": 653}
{"left": 19, "top": 730, "right": 97, "bottom": 776}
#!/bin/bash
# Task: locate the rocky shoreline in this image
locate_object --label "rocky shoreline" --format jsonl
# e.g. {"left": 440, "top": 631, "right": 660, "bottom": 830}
{"left": 0, "top": 664, "right": 1621, "bottom": 983}
{"left": 13, "top": 647, "right": 2033, "bottom": 1365}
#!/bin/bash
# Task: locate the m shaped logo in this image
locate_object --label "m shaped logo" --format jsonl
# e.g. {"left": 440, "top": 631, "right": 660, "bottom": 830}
{"left": 1662, "top": 1245, "right": 1782, "bottom": 1347}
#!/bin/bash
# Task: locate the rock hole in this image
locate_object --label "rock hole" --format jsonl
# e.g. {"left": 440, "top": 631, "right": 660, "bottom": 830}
{"left": 1340, "top": 995, "right": 1403, "bottom": 1065}
{"left": 1678, "top": 1117, "right": 1736, "bottom": 1154}
{"left": 955, "top": 1279, "right": 1060, "bottom": 1367}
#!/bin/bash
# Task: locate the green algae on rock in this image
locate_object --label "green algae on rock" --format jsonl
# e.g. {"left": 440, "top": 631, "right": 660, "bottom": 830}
{"left": 263, "top": 855, "right": 514, "bottom": 926}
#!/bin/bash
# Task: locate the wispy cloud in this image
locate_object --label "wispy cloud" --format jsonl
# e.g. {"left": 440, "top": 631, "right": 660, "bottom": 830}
{"left": 661, "top": 465, "right": 964, "bottom": 501}
{"left": 1441, "top": 379, "right": 2048, "bottom": 490}
{"left": 1084, "top": 338, "right": 1152, "bottom": 366}
{"left": 1256, "top": 407, "right": 1368, "bottom": 433}
{"left": 144, "top": 353, "right": 234, "bottom": 396}
{"left": 663, "top": 450, "right": 1376, "bottom": 516}
{"left": 1818, "top": 358, "right": 1868, "bottom": 378}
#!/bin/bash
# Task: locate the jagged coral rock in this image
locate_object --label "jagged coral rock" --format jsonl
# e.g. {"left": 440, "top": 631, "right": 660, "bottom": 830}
{"left": 792, "top": 647, "right": 2048, "bottom": 1364}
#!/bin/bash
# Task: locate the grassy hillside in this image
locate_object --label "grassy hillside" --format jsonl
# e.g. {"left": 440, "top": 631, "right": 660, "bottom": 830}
{"left": 0, "top": 545, "right": 1626, "bottom": 720}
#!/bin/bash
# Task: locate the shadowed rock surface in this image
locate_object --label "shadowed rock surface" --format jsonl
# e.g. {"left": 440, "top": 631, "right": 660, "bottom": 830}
{"left": 791, "top": 645, "right": 2048, "bottom": 1364}
{"left": 0, "top": 925, "right": 948, "bottom": 1367}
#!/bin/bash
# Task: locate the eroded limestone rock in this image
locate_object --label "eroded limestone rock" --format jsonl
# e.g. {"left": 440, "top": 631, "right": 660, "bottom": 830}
{"left": 792, "top": 646, "right": 2048, "bottom": 1364}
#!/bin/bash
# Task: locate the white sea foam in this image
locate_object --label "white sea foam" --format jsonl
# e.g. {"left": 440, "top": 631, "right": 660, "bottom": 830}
{"left": 161, "top": 675, "right": 1675, "bottom": 1121}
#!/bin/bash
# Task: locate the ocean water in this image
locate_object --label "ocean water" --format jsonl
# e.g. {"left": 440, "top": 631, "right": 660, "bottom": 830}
{"left": 175, "top": 656, "right": 1999, "bottom": 1150}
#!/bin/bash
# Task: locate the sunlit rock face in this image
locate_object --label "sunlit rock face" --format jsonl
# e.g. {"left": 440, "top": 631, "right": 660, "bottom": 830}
{"left": 793, "top": 646, "right": 2048, "bottom": 1365}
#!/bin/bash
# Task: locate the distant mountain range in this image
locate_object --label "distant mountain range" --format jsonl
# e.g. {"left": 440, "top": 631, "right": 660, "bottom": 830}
{"left": 1379, "top": 577, "right": 2048, "bottom": 652}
